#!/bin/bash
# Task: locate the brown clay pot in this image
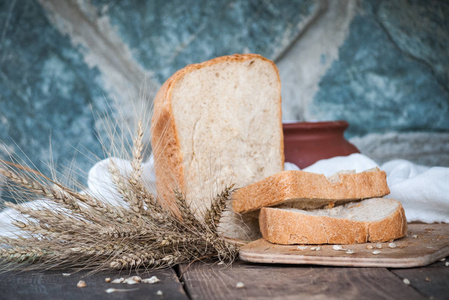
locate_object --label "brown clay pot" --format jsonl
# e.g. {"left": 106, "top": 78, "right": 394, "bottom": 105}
{"left": 283, "top": 120, "right": 360, "bottom": 169}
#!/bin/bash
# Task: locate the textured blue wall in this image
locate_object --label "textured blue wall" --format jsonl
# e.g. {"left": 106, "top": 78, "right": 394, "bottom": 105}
{"left": 0, "top": 0, "right": 110, "bottom": 180}
{"left": 0, "top": 0, "right": 448, "bottom": 185}
{"left": 310, "top": 0, "right": 449, "bottom": 136}
{"left": 90, "top": 0, "right": 317, "bottom": 83}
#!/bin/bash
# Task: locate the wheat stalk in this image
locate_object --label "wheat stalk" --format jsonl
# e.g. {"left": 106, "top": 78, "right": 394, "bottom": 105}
{"left": 0, "top": 119, "right": 239, "bottom": 272}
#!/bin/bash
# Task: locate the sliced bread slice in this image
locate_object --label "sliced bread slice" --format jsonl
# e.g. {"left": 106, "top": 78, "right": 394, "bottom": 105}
{"left": 233, "top": 168, "right": 390, "bottom": 214}
{"left": 151, "top": 54, "right": 284, "bottom": 239}
{"left": 259, "top": 198, "right": 407, "bottom": 245}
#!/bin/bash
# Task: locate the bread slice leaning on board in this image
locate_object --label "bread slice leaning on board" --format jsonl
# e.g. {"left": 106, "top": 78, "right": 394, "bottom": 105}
{"left": 259, "top": 198, "right": 407, "bottom": 245}
{"left": 233, "top": 168, "right": 391, "bottom": 214}
{"left": 150, "top": 54, "right": 284, "bottom": 240}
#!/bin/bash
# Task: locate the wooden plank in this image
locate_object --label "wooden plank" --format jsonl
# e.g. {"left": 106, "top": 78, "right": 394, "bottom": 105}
{"left": 180, "top": 261, "right": 426, "bottom": 300}
{"left": 0, "top": 267, "right": 188, "bottom": 300}
{"left": 391, "top": 260, "right": 449, "bottom": 300}
{"left": 240, "top": 224, "right": 449, "bottom": 268}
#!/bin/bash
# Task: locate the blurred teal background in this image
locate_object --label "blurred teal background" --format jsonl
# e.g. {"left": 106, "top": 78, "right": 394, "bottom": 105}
{"left": 0, "top": 0, "right": 448, "bottom": 192}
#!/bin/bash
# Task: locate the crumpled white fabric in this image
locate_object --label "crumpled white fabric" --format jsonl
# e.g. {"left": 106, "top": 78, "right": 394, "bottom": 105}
{"left": 86, "top": 157, "right": 157, "bottom": 207}
{"left": 1, "top": 153, "right": 448, "bottom": 237}
{"left": 380, "top": 159, "right": 449, "bottom": 223}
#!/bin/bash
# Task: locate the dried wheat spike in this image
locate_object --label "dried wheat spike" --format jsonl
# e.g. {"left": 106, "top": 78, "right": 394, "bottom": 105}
{"left": 204, "top": 184, "right": 235, "bottom": 230}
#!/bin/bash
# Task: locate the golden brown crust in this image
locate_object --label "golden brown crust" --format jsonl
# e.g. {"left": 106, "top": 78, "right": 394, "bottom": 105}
{"left": 150, "top": 54, "right": 284, "bottom": 214}
{"left": 368, "top": 204, "right": 408, "bottom": 242}
{"left": 150, "top": 75, "right": 184, "bottom": 214}
{"left": 233, "top": 169, "right": 390, "bottom": 214}
{"left": 259, "top": 199, "right": 407, "bottom": 245}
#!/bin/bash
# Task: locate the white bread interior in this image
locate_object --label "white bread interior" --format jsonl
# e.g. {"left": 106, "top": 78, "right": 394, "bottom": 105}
{"left": 289, "top": 198, "right": 397, "bottom": 221}
{"left": 151, "top": 54, "right": 284, "bottom": 240}
{"left": 171, "top": 57, "right": 283, "bottom": 208}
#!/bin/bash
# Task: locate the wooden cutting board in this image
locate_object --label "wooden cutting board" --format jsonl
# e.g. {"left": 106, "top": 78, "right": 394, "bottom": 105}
{"left": 239, "top": 224, "right": 449, "bottom": 268}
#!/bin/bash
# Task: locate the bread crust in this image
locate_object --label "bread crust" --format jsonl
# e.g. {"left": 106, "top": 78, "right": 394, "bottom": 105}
{"left": 232, "top": 169, "right": 390, "bottom": 214}
{"left": 151, "top": 54, "right": 284, "bottom": 213}
{"left": 259, "top": 199, "right": 407, "bottom": 245}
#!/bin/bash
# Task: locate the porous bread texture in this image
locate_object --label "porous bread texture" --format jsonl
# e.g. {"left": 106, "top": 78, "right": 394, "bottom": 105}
{"left": 232, "top": 168, "right": 390, "bottom": 214}
{"left": 150, "top": 54, "right": 284, "bottom": 239}
{"left": 259, "top": 198, "right": 407, "bottom": 245}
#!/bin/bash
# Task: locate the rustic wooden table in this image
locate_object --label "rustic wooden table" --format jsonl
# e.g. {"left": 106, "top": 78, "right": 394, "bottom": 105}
{"left": 0, "top": 258, "right": 448, "bottom": 300}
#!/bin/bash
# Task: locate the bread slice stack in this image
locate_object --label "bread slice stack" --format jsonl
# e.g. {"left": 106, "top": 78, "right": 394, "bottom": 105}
{"left": 233, "top": 169, "right": 407, "bottom": 244}
{"left": 151, "top": 54, "right": 284, "bottom": 239}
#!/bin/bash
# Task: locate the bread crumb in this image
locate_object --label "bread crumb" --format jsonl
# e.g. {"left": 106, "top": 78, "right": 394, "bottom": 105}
{"left": 142, "top": 276, "right": 160, "bottom": 284}
{"left": 372, "top": 250, "right": 382, "bottom": 255}
{"left": 156, "top": 290, "right": 163, "bottom": 296}
{"left": 345, "top": 249, "right": 355, "bottom": 254}
{"left": 77, "top": 280, "right": 87, "bottom": 288}
{"left": 439, "top": 257, "right": 446, "bottom": 261}
{"left": 388, "top": 242, "right": 397, "bottom": 248}
{"left": 111, "top": 278, "right": 125, "bottom": 284}
{"left": 445, "top": 262, "right": 449, "bottom": 267}
{"left": 297, "top": 245, "right": 307, "bottom": 250}
{"left": 412, "top": 234, "right": 418, "bottom": 239}
{"left": 332, "top": 245, "right": 343, "bottom": 251}
{"left": 375, "top": 242, "right": 382, "bottom": 249}
{"left": 403, "top": 278, "right": 411, "bottom": 285}
{"left": 315, "top": 247, "right": 321, "bottom": 251}
{"left": 236, "top": 282, "right": 245, "bottom": 289}
{"left": 105, "top": 288, "right": 139, "bottom": 294}
{"left": 62, "top": 273, "right": 71, "bottom": 276}
{"left": 327, "top": 202, "right": 335, "bottom": 209}
{"left": 366, "top": 245, "right": 374, "bottom": 250}
{"left": 123, "top": 276, "right": 141, "bottom": 284}
{"left": 425, "top": 277, "right": 431, "bottom": 282}
{"left": 105, "top": 277, "right": 111, "bottom": 283}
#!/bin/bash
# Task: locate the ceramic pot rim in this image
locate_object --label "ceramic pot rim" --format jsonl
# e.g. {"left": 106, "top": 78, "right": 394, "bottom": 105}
{"left": 282, "top": 120, "right": 349, "bottom": 130}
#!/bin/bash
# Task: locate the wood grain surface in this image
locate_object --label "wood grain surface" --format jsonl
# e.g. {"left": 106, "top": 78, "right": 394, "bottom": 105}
{"left": 239, "top": 224, "right": 449, "bottom": 268}
{"left": 0, "top": 260, "right": 447, "bottom": 300}
{"left": 180, "top": 260, "right": 427, "bottom": 300}
{"left": 0, "top": 267, "right": 188, "bottom": 300}
{"left": 391, "top": 259, "right": 449, "bottom": 300}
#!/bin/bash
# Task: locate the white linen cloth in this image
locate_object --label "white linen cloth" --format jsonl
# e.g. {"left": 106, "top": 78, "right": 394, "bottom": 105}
{"left": 1, "top": 153, "right": 448, "bottom": 237}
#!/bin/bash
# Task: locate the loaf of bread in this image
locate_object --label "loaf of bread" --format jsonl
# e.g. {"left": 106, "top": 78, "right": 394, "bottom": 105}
{"left": 259, "top": 198, "right": 407, "bottom": 244}
{"left": 150, "top": 54, "right": 284, "bottom": 239}
{"left": 233, "top": 168, "right": 390, "bottom": 214}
